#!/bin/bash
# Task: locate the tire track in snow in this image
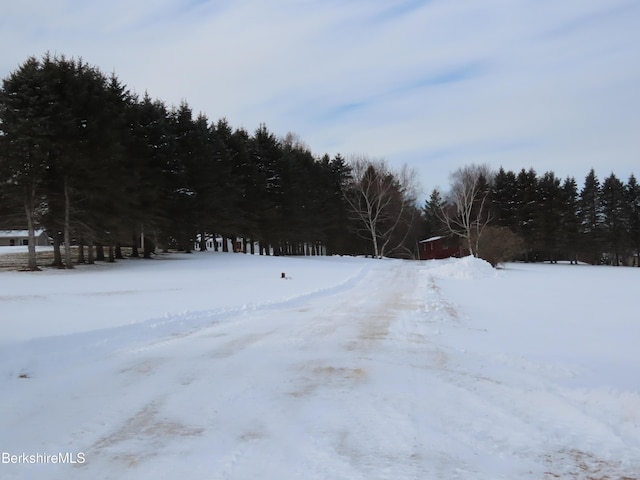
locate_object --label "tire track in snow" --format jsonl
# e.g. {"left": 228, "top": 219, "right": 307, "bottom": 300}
{"left": 295, "top": 262, "right": 435, "bottom": 479}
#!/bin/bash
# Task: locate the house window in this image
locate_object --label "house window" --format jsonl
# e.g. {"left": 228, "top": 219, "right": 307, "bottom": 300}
{"left": 22, "top": 239, "right": 29, "bottom": 246}
{"left": 10, "top": 239, "right": 15, "bottom": 246}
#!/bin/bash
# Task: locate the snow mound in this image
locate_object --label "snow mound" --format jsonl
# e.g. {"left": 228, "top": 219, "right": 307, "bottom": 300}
{"left": 427, "top": 255, "right": 496, "bottom": 279}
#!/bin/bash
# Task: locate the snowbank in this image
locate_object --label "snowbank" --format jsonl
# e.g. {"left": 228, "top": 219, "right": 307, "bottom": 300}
{"left": 423, "top": 255, "right": 497, "bottom": 279}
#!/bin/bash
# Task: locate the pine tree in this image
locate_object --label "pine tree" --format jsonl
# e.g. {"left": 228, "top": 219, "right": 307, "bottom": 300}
{"left": 189, "top": 113, "right": 218, "bottom": 251}
{"left": 0, "top": 57, "right": 52, "bottom": 270}
{"left": 423, "top": 188, "right": 446, "bottom": 237}
{"left": 491, "top": 167, "right": 518, "bottom": 230}
{"left": 536, "top": 171, "right": 562, "bottom": 262}
{"left": 559, "top": 177, "right": 580, "bottom": 263}
{"left": 322, "top": 154, "right": 356, "bottom": 254}
{"left": 624, "top": 174, "right": 640, "bottom": 266}
{"left": 127, "top": 94, "right": 174, "bottom": 256}
{"left": 207, "top": 119, "right": 238, "bottom": 244}
{"left": 166, "top": 102, "right": 199, "bottom": 252}
{"left": 248, "top": 124, "right": 283, "bottom": 253}
{"left": 579, "top": 168, "right": 603, "bottom": 264}
{"left": 225, "top": 127, "right": 254, "bottom": 251}
{"left": 515, "top": 168, "right": 538, "bottom": 260}
{"left": 601, "top": 173, "right": 626, "bottom": 265}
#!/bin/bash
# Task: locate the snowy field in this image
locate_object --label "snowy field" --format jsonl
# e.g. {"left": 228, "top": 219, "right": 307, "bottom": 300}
{"left": 0, "top": 249, "right": 639, "bottom": 479}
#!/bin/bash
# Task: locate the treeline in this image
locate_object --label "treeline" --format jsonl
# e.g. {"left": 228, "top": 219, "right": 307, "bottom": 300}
{"left": 426, "top": 166, "right": 640, "bottom": 265}
{"left": 0, "top": 54, "right": 379, "bottom": 270}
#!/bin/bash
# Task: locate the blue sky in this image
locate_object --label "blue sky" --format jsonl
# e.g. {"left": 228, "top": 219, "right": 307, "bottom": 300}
{"left": 2, "top": 0, "right": 639, "bottom": 195}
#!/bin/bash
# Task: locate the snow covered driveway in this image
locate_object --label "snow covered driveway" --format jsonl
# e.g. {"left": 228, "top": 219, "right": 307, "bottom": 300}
{"left": 1, "top": 254, "right": 639, "bottom": 479}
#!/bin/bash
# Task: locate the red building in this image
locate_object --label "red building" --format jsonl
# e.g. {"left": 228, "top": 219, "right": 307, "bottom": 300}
{"left": 418, "top": 236, "right": 469, "bottom": 260}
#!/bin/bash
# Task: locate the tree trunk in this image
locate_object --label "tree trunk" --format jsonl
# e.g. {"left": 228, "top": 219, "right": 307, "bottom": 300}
{"left": 23, "top": 188, "right": 40, "bottom": 271}
{"left": 52, "top": 234, "right": 64, "bottom": 268}
{"left": 87, "top": 240, "right": 95, "bottom": 264}
{"left": 467, "top": 234, "right": 475, "bottom": 258}
{"left": 95, "top": 243, "right": 105, "bottom": 261}
{"left": 370, "top": 227, "right": 380, "bottom": 258}
{"left": 77, "top": 241, "right": 85, "bottom": 264}
{"left": 63, "top": 180, "right": 74, "bottom": 269}
{"left": 199, "top": 228, "right": 207, "bottom": 251}
{"left": 131, "top": 233, "right": 139, "bottom": 258}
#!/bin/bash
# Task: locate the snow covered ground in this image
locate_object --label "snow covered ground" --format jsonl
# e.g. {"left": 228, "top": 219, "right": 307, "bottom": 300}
{"left": 0, "top": 250, "right": 639, "bottom": 479}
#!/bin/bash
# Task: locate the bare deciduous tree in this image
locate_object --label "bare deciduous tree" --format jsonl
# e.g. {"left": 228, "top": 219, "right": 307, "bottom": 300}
{"left": 439, "top": 163, "right": 493, "bottom": 257}
{"left": 343, "top": 155, "right": 419, "bottom": 258}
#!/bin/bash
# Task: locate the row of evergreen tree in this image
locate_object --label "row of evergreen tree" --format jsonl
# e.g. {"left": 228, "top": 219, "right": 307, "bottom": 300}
{"left": 424, "top": 167, "right": 640, "bottom": 265}
{"left": 0, "top": 54, "right": 373, "bottom": 269}
{"left": 3, "top": 54, "right": 638, "bottom": 268}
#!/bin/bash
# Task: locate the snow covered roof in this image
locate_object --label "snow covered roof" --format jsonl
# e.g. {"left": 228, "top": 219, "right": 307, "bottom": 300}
{"left": 419, "top": 236, "right": 444, "bottom": 243}
{"left": 0, "top": 229, "right": 46, "bottom": 238}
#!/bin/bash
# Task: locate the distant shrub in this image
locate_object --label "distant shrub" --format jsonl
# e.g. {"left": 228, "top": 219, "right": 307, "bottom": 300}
{"left": 477, "top": 226, "right": 525, "bottom": 267}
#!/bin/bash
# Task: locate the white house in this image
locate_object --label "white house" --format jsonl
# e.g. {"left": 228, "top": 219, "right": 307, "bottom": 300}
{"left": 0, "top": 230, "right": 50, "bottom": 247}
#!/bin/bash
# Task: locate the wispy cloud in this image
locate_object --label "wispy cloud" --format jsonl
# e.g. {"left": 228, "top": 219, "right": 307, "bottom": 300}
{"left": 321, "top": 101, "right": 370, "bottom": 122}
{"left": 405, "top": 62, "right": 487, "bottom": 90}
{"left": 369, "top": 0, "right": 433, "bottom": 22}
{"left": 540, "top": 1, "right": 639, "bottom": 39}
